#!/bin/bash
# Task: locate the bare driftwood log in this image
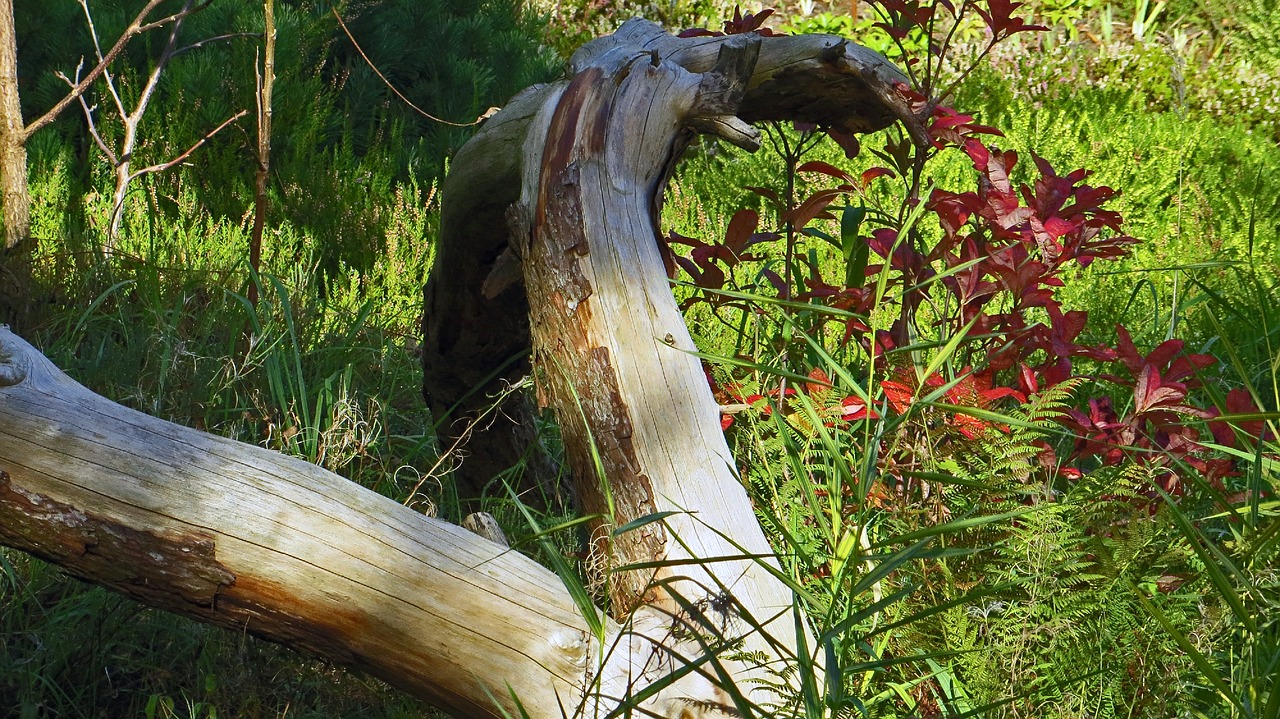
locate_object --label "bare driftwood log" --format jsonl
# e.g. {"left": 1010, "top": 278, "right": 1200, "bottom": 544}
{"left": 2, "top": 19, "right": 918, "bottom": 719}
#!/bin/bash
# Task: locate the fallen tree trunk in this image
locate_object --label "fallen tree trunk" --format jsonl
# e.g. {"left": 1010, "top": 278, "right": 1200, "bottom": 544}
{"left": 2, "top": 18, "right": 919, "bottom": 719}
{"left": 0, "top": 328, "right": 597, "bottom": 718}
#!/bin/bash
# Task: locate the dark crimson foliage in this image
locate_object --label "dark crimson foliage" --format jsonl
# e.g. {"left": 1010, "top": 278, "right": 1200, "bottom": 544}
{"left": 668, "top": 1, "right": 1269, "bottom": 508}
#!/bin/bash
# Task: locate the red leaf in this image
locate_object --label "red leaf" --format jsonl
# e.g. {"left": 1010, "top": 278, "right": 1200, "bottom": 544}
{"left": 963, "top": 137, "right": 990, "bottom": 167}
{"left": 785, "top": 189, "right": 843, "bottom": 230}
{"left": 880, "top": 380, "right": 915, "bottom": 414}
{"left": 1114, "top": 325, "right": 1143, "bottom": 375}
{"left": 699, "top": 262, "right": 726, "bottom": 291}
{"left": 841, "top": 396, "right": 881, "bottom": 420}
{"left": 976, "top": 0, "right": 1049, "bottom": 37}
{"left": 931, "top": 112, "right": 978, "bottom": 131}
{"left": 1145, "top": 338, "right": 1186, "bottom": 373}
{"left": 1210, "top": 388, "right": 1269, "bottom": 446}
{"left": 761, "top": 267, "right": 788, "bottom": 295}
{"left": 723, "top": 6, "right": 775, "bottom": 34}
{"left": 1133, "top": 365, "right": 1187, "bottom": 415}
{"left": 861, "top": 167, "right": 896, "bottom": 187}
{"left": 673, "top": 255, "right": 702, "bottom": 281}
{"left": 666, "top": 229, "right": 705, "bottom": 248}
{"left": 979, "top": 386, "right": 1026, "bottom": 404}
{"left": 1042, "top": 216, "right": 1075, "bottom": 239}
{"left": 798, "top": 161, "right": 854, "bottom": 184}
{"left": 724, "top": 209, "right": 760, "bottom": 255}
{"left": 953, "top": 413, "right": 989, "bottom": 439}
{"left": 1017, "top": 363, "right": 1040, "bottom": 396}
{"left": 744, "top": 185, "right": 780, "bottom": 203}
{"left": 805, "top": 367, "right": 832, "bottom": 395}
{"left": 826, "top": 125, "right": 861, "bottom": 159}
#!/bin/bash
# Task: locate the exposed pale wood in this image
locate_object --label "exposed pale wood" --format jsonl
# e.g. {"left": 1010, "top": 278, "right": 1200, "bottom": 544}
{"left": 0, "top": 327, "right": 596, "bottom": 719}
{"left": 513, "top": 34, "right": 804, "bottom": 713}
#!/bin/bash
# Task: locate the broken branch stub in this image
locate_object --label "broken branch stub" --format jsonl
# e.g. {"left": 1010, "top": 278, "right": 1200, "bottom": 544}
{"left": 421, "top": 19, "right": 918, "bottom": 504}
{"left": 486, "top": 22, "right": 918, "bottom": 714}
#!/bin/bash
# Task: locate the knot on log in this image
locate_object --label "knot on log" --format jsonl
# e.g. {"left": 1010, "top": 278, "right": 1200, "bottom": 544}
{"left": 461, "top": 511, "right": 510, "bottom": 547}
{"left": 0, "top": 327, "right": 29, "bottom": 387}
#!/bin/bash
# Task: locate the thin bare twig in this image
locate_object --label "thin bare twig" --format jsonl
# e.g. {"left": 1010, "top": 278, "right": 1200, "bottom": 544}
{"left": 23, "top": 0, "right": 210, "bottom": 138}
{"left": 54, "top": 62, "right": 118, "bottom": 164}
{"left": 135, "top": 0, "right": 212, "bottom": 34}
{"left": 123, "top": 109, "right": 246, "bottom": 182}
{"left": 128, "top": 0, "right": 191, "bottom": 129}
{"left": 76, "top": 0, "right": 128, "bottom": 120}
{"left": 331, "top": 8, "right": 482, "bottom": 127}
{"left": 174, "top": 32, "right": 260, "bottom": 58}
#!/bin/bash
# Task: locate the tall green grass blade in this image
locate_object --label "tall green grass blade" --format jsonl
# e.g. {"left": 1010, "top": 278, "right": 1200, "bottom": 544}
{"left": 841, "top": 205, "right": 868, "bottom": 289}
{"left": 506, "top": 484, "right": 604, "bottom": 642}
{"left": 1154, "top": 486, "right": 1257, "bottom": 632}
{"left": 1129, "top": 576, "right": 1246, "bottom": 713}
{"left": 919, "top": 316, "right": 977, "bottom": 388}
{"left": 69, "top": 280, "right": 134, "bottom": 344}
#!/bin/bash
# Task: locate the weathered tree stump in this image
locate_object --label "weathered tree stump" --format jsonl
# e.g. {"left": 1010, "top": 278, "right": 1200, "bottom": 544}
{"left": 1, "top": 19, "right": 918, "bottom": 719}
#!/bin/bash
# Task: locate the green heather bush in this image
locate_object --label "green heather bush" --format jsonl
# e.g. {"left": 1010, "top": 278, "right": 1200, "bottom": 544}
{"left": 15, "top": 0, "right": 559, "bottom": 277}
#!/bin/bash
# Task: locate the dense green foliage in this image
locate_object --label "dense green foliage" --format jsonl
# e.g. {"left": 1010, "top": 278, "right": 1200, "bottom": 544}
{"left": 15, "top": 0, "right": 559, "bottom": 275}
{"left": 2, "top": 0, "right": 1278, "bottom": 717}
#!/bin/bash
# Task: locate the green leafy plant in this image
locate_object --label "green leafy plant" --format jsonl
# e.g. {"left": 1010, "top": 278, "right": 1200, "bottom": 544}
{"left": 665, "top": 2, "right": 1277, "bottom": 716}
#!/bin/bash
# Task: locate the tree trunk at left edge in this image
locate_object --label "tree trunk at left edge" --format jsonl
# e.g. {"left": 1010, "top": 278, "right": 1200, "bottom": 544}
{"left": 0, "top": 0, "right": 30, "bottom": 249}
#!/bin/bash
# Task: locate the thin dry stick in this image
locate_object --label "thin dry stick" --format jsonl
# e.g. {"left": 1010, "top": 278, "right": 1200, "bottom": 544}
{"left": 331, "top": 9, "right": 482, "bottom": 128}
{"left": 60, "top": 63, "right": 119, "bottom": 165}
{"left": 403, "top": 378, "right": 533, "bottom": 507}
{"left": 125, "top": 109, "right": 246, "bottom": 179}
{"left": 173, "top": 32, "right": 261, "bottom": 58}
{"left": 22, "top": 0, "right": 211, "bottom": 139}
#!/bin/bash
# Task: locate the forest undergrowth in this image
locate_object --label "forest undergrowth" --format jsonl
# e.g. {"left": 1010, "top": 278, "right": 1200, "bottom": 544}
{"left": 1, "top": 0, "right": 1278, "bottom": 717}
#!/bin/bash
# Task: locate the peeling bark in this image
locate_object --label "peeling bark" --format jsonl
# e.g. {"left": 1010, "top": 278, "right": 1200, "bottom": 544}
{"left": 0, "top": 470, "right": 235, "bottom": 608}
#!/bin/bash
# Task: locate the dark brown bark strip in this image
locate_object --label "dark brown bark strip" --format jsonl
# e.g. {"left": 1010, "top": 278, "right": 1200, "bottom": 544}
{"left": 0, "top": 469, "right": 235, "bottom": 608}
